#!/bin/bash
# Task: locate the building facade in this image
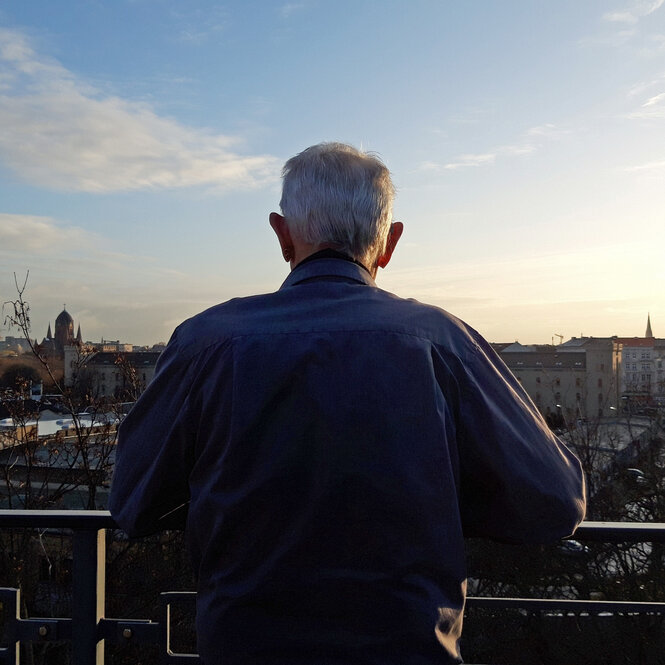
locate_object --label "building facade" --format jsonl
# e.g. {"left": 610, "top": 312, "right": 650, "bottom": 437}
{"left": 616, "top": 317, "right": 665, "bottom": 407}
{"left": 497, "top": 337, "right": 619, "bottom": 425}
{"left": 64, "top": 349, "right": 160, "bottom": 399}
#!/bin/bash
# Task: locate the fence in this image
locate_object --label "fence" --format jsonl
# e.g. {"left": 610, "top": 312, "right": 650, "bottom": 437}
{"left": 1, "top": 511, "right": 665, "bottom": 664}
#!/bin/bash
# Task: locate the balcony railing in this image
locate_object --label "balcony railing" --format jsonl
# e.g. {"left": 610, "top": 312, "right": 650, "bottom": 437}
{"left": 1, "top": 511, "right": 665, "bottom": 664}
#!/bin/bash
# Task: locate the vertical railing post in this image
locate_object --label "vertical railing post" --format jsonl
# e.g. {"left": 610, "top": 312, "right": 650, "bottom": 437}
{"left": 72, "top": 528, "right": 106, "bottom": 665}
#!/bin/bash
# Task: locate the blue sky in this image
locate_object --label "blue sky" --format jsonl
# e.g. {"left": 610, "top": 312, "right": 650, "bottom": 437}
{"left": 1, "top": 1, "right": 663, "bottom": 345}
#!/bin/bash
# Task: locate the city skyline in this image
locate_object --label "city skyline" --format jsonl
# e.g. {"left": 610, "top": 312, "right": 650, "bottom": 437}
{"left": 2, "top": 302, "right": 656, "bottom": 350}
{"left": 1, "top": 2, "right": 663, "bottom": 346}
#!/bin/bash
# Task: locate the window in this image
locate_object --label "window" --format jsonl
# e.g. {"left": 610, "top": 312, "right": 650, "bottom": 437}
{"left": 555, "top": 378, "right": 561, "bottom": 386}
{"left": 598, "top": 378, "right": 603, "bottom": 387}
{"left": 598, "top": 393, "right": 603, "bottom": 404}
{"left": 575, "top": 378, "right": 581, "bottom": 387}
{"left": 536, "top": 376, "right": 541, "bottom": 384}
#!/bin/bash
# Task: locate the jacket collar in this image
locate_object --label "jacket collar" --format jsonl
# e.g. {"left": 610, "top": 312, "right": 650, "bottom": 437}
{"left": 280, "top": 257, "right": 377, "bottom": 290}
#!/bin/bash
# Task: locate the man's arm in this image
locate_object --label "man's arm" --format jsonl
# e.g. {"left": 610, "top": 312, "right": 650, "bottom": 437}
{"left": 109, "top": 333, "right": 196, "bottom": 537}
{"left": 453, "top": 335, "right": 586, "bottom": 544}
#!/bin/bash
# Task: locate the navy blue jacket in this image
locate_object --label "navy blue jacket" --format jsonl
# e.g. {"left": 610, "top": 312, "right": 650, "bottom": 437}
{"left": 110, "top": 256, "right": 586, "bottom": 664}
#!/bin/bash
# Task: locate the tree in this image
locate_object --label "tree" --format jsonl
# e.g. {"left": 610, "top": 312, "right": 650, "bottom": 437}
{"left": 464, "top": 388, "right": 665, "bottom": 664}
{"left": 1, "top": 274, "right": 193, "bottom": 664}
{"left": 0, "top": 274, "right": 122, "bottom": 662}
{"left": 2, "top": 273, "right": 117, "bottom": 511}
{"left": 0, "top": 364, "right": 41, "bottom": 391}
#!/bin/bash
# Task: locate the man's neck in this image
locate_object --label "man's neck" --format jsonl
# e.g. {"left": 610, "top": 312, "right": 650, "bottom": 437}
{"left": 294, "top": 248, "right": 370, "bottom": 274}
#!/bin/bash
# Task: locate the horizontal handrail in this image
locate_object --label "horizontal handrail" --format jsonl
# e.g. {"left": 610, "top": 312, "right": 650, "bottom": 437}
{"left": 466, "top": 597, "right": 665, "bottom": 613}
{"left": 1, "top": 512, "right": 665, "bottom": 663}
{"left": 1, "top": 511, "right": 665, "bottom": 543}
{"left": 0, "top": 509, "right": 115, "bottom": 529}
{"left": 575, "top": 521, "right": 665, "bottom": 542}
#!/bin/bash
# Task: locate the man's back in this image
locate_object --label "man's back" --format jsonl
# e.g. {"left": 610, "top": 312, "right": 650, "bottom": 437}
{"left": 111, "top": 257, "right": 585, "bottom": 665}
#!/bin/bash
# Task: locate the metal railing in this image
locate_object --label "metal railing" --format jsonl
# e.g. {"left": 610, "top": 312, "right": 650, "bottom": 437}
{"left": 0, "top": 510, "right": 197, "bottom": 665}
{"left": 1, "top": 511, "right": 665, "bottom": 664}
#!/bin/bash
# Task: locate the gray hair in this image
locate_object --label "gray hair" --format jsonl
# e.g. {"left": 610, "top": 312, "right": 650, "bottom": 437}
{"left": 279, "top": 142, "right": 395, "bottom": 267}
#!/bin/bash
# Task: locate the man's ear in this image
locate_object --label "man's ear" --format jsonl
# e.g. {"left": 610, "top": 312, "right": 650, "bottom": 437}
{"left": 376, "top": 222, "right": 404, "bottom": 269}
{"left": 270, "top": 212, "right": 294, "bottom": 263}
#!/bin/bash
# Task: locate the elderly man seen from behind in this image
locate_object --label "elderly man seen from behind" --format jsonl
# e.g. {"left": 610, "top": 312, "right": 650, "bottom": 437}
{"left": 110, "top": 142, "right": 586, "bottom": 665}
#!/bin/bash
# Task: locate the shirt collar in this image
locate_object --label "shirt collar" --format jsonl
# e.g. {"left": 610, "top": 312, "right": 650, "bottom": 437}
{"left": 297, "top": 248, "right": 369, "bottom": 272}
{"left": 279, "top": 254, "right": 377, "bottom": 290}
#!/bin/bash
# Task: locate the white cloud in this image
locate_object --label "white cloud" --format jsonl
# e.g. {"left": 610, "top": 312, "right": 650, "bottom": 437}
{"left": 0, "top": 254, "right": 248, "bottom": 345}
{"left": 418, "top": 161, "right": 444, "bottom": 172}
{"left": 502, "top": 143, "right": 536, "bottom": 156}
{"left": 526, "top": 123, "right": 558, "bottom": 137}
{"left": 604, "top": 11, "right": 640, "bottom": 24}
{"left": 0, "top": 214, "right": 96, "bottom": 252}
{"left": 627, "top": 90, "right": 665, "bottom": 118}
{"left": 444, "top": 153, "right": 496, "bottom": 170}
{"left": 624, "top": 159, "right": 665, "bottom": 173}
{"left": 440, "top": 123, "right": 566, "bottom": 170}
{"left": 0, "top": 213, "right": 223, "bottom": 344}
{"left": 643, "top": 91, "right": 665, "bottom": 105}
{"left": 0, "top": 28, "right": 280, "bottom": 193}
{"left": 627, "top": 77, "right": 662, "bottom": 96}
{"left": 603, "top": 0, "right": 665, "bottom": 23}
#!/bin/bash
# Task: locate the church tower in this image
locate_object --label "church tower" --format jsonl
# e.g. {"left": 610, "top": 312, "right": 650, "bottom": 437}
{"left": 645, "top": 313, "right": 654, "bottom": 338}
{"left": 54, "top": 305, "right": 76, "bottom": 355}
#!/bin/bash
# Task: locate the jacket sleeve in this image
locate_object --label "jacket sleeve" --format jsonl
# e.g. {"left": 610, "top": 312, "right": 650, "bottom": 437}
{"left": 109, "top": 331, "right": 196, "bottom": 537}
{"left": 454, "top": 335, "right": 586, "bottom": 544}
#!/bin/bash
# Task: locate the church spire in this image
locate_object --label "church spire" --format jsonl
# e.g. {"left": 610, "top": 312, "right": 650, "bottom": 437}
{"left": 645, "top": 313, "right": 653, "bottom": 338}
{"left": 76, "top": 324, "right": 82, "bottom": 343}
{"left": 46, "top": 323, "right": 52, "bottom": 339}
